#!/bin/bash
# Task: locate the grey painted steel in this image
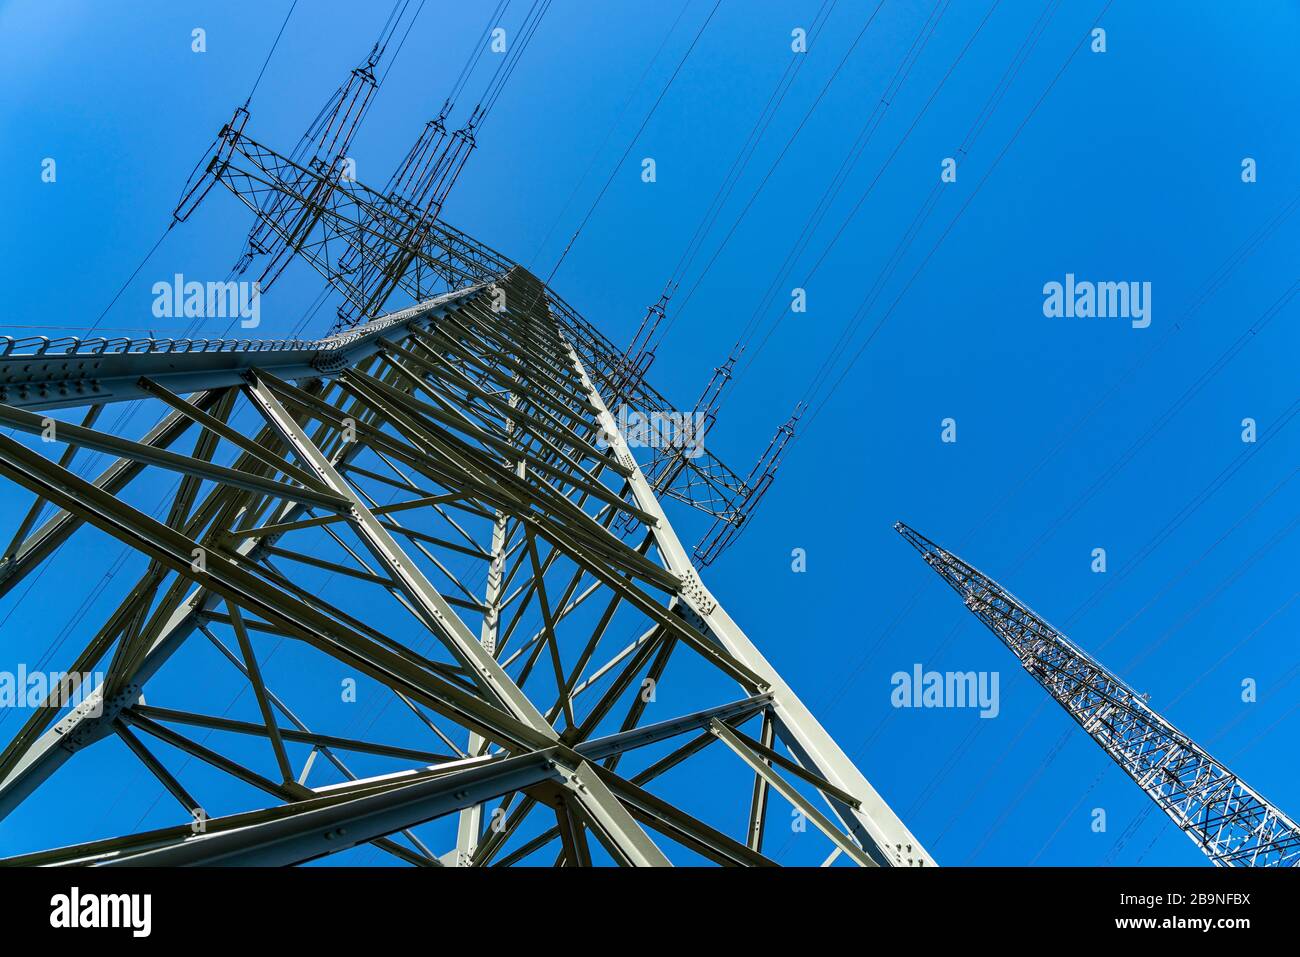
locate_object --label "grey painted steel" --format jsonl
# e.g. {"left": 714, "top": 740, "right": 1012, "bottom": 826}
{"left": 0, "top": 285, "right": 486, "bottom": 412}
{"left": 566, "top": 335, "right": 935, "bottom": 867}
{"left": 0, "top": 267, "right": 935, "bottom": 867}
{"left": 109, "top": 750, "right": 567, "bottom": 867}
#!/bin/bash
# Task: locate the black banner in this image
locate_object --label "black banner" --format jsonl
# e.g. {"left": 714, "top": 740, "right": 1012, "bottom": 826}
{"left": 0, "top": 865, "right": 1285, "bottom": 944}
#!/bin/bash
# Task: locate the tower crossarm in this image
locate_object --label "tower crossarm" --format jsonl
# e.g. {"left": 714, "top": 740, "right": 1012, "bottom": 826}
{"left": 0, "top": 285, "right": 490, "bottom": 412}
{"left": 173, "top": 121, "right": 754, "bottom": 529}
{"left": 895, "top": 522, "right": 1300, "bottom": 867}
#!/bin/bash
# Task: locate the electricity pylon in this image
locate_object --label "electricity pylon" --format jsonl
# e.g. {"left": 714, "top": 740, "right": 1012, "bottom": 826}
{"left": 0, "top": 249, "right": 934, "bottom": 865}
{"left": 173, "top": 111, "right": 784, "bottom": 561}
{"left": 896, "top": 522, "right": 1300, "bottom": 867}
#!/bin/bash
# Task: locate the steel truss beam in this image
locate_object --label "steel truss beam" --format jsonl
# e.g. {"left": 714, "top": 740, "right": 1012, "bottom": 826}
{"left": 0, "top": 269, "right": 932, "bottom": 867}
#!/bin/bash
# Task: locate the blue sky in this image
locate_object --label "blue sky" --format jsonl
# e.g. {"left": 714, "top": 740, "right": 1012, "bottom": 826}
{"left": 0, "top": 0, "right": 1296, "bottom": 865}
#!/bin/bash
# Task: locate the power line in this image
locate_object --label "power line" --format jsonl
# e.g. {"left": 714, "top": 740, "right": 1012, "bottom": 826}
{"left": 791, "top": 0, "right": 1067, "bottom": 414}
{"left": 477, "top": 0, "right": 554, "bottom": 126}
{"left": 806, "top": 193, "right": 1300, "bottom": 743}
{"left": 450, "top": 0, "right": 512, "bottom": 107}
{"left": 377, "top": 0, "right": 430, "bottom": 89}
{"left": 908, "top": 440, "right": 1296, "bottom": 857}
{"left": 793, "top": 0, "right": 1110, "bottom": 438}
{"left": 822, "top": 333, "right": 1296, "bottom": 858}
{"left": 787, "top": 0, "right": 1080, "bottom": 727}
{"left": 1167, "top": 587, "right": 1300, "bottom": 713}
{"left": 665, "top": 0, "right": 842, "bottom": 292}
{"left": 906, "top": 413, "right": 1297, "bottom": 849}
{"left": 1074, "top": 464, "right": 1299, "bottom": 642}
{"left": 651, "top": 0, "right": 891, "bottom": 346}
{"left": 1029, "top": 764, "right": 1109, "bottom": 864}
{"left": 1123, "top": 508, "right": 1300, "bottom": 674}
{"left": 1008, "top": 282, "right": 1300, "bottom": 579}
{"left": 244, "top": 0, "right": 300, "bottom": 107}
{"left": 951, "top": 191, "right": 1300, "bottom": 553}
{"left": 776, "top": 5, "right": 1296, "bottom": 860}
{"left": 84, "top": 223, "right": 174, "bottom": 335}
{"left": 529, "top": 0, "right": 693, "bottom": 267}
{"left": 728, "top": 0, "right": 1005, "bottom": 389}
{"left": 1105, "top": 588, "right": 1300, "bottom": 862}
{"left": 547, "top": 0, "right": 725, "bottom": 285}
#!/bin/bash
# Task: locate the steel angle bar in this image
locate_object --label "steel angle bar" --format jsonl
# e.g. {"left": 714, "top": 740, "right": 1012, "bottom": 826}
{"left": 708, "top": 719, "right": 875, "bottom": 868}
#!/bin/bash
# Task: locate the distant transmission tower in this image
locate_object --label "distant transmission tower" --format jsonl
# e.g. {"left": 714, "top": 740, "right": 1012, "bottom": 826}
{"left": 896, "top": 522, "right": 1300, "bottom": 867}
{"left": 0, "top": 111, "right": 933, "bottom": 866}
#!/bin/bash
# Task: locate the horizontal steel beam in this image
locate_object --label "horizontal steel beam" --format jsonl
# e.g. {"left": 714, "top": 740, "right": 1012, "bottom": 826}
{"left": 0, "top": 284, "right": 487, "bottom": 411}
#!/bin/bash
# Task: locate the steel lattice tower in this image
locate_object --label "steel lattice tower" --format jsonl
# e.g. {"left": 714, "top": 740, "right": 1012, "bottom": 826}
{"left": 0, "top": 114, "right": 934, "bottom": 866}
{"left": 897, "top": 522, "right": 1300, "bottom": 867}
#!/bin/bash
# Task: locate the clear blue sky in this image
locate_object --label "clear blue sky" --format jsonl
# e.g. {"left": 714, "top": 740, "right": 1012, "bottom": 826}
{"left": 0, "top": 0, "right": 1295, "bottom": 865}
